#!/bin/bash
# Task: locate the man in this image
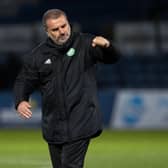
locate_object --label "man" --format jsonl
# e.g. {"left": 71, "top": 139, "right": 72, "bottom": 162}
{"left": 14, "top": 9, "right": 120, "bottom": 168}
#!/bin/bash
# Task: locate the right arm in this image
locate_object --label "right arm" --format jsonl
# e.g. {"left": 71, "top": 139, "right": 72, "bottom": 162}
{"left": 13, "top": 53, "right": 39, "bottom": 119}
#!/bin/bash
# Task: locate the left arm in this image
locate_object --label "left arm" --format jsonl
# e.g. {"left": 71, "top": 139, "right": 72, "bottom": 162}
{"left": 90, "top": 36, "right": 120, "bottom": 64}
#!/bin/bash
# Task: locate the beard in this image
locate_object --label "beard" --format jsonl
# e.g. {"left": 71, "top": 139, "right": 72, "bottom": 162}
{"left": 57, "top": 33, "right": 70, "bottom": 44}
{"left": 51, "top": 29, "right": 71, "bottom": 45}
{"left": 48, "top": 25, "right": 71, "bottom": 45}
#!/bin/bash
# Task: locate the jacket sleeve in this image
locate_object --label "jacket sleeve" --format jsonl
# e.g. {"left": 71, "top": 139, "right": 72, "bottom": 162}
{"left": 13, "top": 53, "right": 39, "bottom": 109}
{"left": 89, "top": 38, "right": 120, "bottom": 64}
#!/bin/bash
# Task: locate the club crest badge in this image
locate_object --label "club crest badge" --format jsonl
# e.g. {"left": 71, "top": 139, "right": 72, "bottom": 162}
{"left": 66, "top": 48, "right": 75, "bottom": 57}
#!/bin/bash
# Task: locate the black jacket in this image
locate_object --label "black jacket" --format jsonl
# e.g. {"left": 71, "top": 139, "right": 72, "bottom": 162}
{"left": 14, "top": 31, "right": 120, "bottom": 144}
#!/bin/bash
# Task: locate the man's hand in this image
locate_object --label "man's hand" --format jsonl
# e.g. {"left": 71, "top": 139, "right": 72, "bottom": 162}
{"left": 17, "top": 101, "right": 32, "bottom": 119}
{"left": 92, "top": 36, "right": 110, "bottom": 48}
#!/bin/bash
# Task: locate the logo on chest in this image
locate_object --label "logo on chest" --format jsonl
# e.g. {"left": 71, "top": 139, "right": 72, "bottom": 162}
{"left": 44, "top": 58, "right": 52, "bottom": 64}
{"left": 66, "top": 48, "right": 75, "bottom": 57}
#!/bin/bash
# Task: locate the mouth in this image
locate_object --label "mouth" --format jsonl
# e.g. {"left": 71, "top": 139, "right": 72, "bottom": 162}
{"left": 59, "top": 34, "right": 69, "bottom": 41}
{"left": 60, "top": 34, "right": 67, "bottom": 39}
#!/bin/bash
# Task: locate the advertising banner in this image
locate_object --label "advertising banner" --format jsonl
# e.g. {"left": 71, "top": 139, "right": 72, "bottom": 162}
{"left": 111, "top": 89, "right": 168, "bottom": 129}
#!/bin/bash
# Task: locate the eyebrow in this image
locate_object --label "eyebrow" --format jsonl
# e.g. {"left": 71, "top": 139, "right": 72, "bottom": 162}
{"left": 61, "top": 23, "right": 66, "bottom": 27}
{"left": 51, "top": 28, "right": 59, "bottom": 31}
{"left": 51, "top": 23, "right": 67, "bottom": 31}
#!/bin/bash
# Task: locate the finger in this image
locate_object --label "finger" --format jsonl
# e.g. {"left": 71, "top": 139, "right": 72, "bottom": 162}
{"left": 17, "top": 107, "right": 32, "bottom": 116}
{"left": 93, "top": 38, "right": 97, "bottom": 43}
{"left": 25, "top": 102, "right": 32, "bottom": 108}
{"left": 92, "top": 37, "right": 98, "bottom": 47}
{"left": 20, "top": 114, "right": 31, "bottom": 119}
{"left": 23, "top": 111, "right": 32, "bottom": 118}
{"left": 92, "top": 42, "right": 96, "bottom": 47}
{"left": 22, "top": 110, "right": 32, "bottom": 118}
{"left": 17, "top": 108, "right": 32, "bottom": 118}
{"left": 18, "top": 112, "right": 31, "bottom": 119}
{"left": 24, "top": 107, "right": 32, "bottom": 114}
{"left": 103, "top": 41, "right": 110, "bottom": 48}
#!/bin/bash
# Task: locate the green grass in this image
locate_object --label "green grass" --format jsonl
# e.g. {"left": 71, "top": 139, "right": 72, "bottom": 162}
{"left": 0, "top": 129, "right": 168, "bottom": 168}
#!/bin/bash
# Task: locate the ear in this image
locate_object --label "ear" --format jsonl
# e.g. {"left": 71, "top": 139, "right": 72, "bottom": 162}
{"left": 44, "top": 26, "right": 49, "bottom": 36}
{"left": 46, "top": 31, "right": 50, "bottom": 37}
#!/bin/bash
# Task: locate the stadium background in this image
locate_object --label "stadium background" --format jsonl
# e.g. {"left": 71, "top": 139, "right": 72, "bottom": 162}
{"left": 0, "top": 0, "right": 168, "bottom": 168}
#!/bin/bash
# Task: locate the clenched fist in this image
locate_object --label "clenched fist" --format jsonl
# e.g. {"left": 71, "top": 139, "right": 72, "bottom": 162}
{"left": 92, "top": 36, "right": 110, "bottom": 48}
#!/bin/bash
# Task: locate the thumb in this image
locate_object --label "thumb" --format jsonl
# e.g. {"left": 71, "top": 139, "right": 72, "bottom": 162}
{"left": 25, "top": 102, "right": 32, "bottom": 108}
{"left": 92, "top": 41, "right": 96, "bottom": 47}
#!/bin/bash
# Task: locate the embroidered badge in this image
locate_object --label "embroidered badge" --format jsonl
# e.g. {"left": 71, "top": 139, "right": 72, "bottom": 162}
{"left": 66, "top": 48, "right": 75, "bottom": 57}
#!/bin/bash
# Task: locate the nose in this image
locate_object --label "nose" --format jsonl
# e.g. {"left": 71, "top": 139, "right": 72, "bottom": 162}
{"left": 59, "top": 28, "right": 65, "bottom": 35}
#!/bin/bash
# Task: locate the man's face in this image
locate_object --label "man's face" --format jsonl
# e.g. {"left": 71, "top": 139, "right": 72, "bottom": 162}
{"left": 46, "top": 15, "right": 71, "bottom": 45}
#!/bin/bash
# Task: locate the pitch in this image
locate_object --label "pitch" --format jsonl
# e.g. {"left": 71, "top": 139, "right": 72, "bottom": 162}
{"left": 0, "top": 129, "right": 168, "bottom": 168}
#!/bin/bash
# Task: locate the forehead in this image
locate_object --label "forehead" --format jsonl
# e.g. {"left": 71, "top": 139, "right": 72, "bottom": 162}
{"left": 46, "top": 15, "right": 68, "bottom": 29}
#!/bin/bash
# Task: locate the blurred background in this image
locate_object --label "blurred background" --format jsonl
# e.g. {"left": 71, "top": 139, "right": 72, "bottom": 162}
{"left": 0, "top": 0, "right": 168, "bottom": 167}
{"left": 0, "top": 0, "right": 168, "bottom": 130}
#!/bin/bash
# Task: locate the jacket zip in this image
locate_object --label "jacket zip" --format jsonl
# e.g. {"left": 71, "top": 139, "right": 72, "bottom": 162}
{"left": 60, "top": 56, "right": 71, "bottom": 141}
